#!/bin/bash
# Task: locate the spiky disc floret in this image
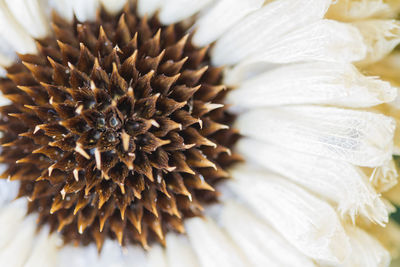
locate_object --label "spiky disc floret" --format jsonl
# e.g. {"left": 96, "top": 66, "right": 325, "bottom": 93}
{"left": 0, "top": 6, "right": 239, "bottom": 250}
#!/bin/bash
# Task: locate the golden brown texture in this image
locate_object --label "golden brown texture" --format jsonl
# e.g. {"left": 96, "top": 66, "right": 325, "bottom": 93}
{"left": 0, "top": 4, "right": 239, "bottom": 251}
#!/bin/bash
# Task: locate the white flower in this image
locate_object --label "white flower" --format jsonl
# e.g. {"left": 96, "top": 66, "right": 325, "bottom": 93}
{"left": 0, "top": 0, "right": 398, "bottom": 267}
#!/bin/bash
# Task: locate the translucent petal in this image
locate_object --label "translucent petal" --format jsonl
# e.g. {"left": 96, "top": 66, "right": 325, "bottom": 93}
{"left": 72, "top": 0, "right": 99, "bottom": 22}
{"left": 48, "top": 0, "right": 74, "bottom": 22}
{"left": 219, "top": 201, "right": 317, "bottom": 267}
{"left": 185, "top": 217, "right": 249, "bottom": 267}
{"left": 192, "top": 0, "right": 264, "bottom": 47}
{"left": 137, "top": 0, "right": 163, "bottom": 17}
{"left": 0, "top": 199, "right": 27, "bottom": 250}
{"left": 211, "top": 0, "right": 331, "bottom": 65}
{"left": 227, "top": 164, "right": 351, "bottom": 264}
{"left": 0, "top": 215, "right": 36, "bottom": 267}
{"left": 159, "top": 0, "right": 214, "bottom": 25}
{"left": 165, "top": 234, "right": 200, "bottom": 267}
{"left": 5, "top": 0, "right": 50, "bottom": 39}
{"left": 147, "top": 245, "right": 168, "bottom": 267}
{"left": 235, "top": 105, "right": 395, "bottom": 167}
{"left": 367, "top": 158, "right": 398, "bottom": 192}
{"left": 225, "top": 62, "right": 395, "bottom": 107}
{"left": 100, "top": 0, "right": 127, "bottom": 15}
{"left": 354, "top": 20, "right": 400, "bottom": 66}
{"left": 0, "top": 35, "right": 16, "bottom": 67}
{"left": 0, "top": 1, "right": 37, "bottom": 54}
{"left": 342, "top": 225, "right": 390, "bottom": 267}
{"left": 326, "top": 0, "right": 400, "bottom": 21}
{"left": 23, "top": 228, "right": 60, "bottom": 267}
{"left": 0, "top": 178, "right": 19, "bottom": 208}
{"left": 224, "top": 20, "right": 366, "bottom": 83}
{"left": 58, "top": 245, "right": 99, "bottom": 267}
{"left": 236, "top": 138, "right": 390, "bottom": 225}
{"left": 364, "top": 51, "right": 400, "bottom": 86}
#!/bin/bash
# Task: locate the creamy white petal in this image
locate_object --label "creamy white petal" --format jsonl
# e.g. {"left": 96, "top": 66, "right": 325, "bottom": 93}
{"left": 0, "top": 35, "right": 17, "bottom": 67}
{"left": 72, "top": 0, "right": 100, "bottom": 22}
{"left": 0, "top": 1, "right": 37, "bottom": 54}
{"left": 363, "top": 51, "right": 400, "bottom": 86}
{"left": 226, "top": 62, "right": 396, "bottom": 107}
{"left": 342, "top": 225, "right": 390, "bottom": 267}
{"left": 211, "top": 0, "right": 331, "bottom": 66}
{"left": 48, "top": 0, "right": 74, "bottom": 22}
{"left": 227, "top": 164, "right": 350, "bottom": 264}
{"left": 327, "top": 0, "right": 400, "bottom": 21}
{"left": 23, "top": 228, "right": 60, "bottom": 267}
{"left": 0, "top": 199, "right": 27, "bottom": 249}
{"left": 367, "top": 159, "right": 398, "bottom": 192}
{"left": 100, "top": 0, "right": 127, "bottom": 15}
{"left": 235, "top": 105, "right": 395, "bottom": 167}
{"left": 165, "top": 234, "right": 200, "bottom": 267}
{"left": 354, "top": 20, "right": 400, "bottom": 66}
{"left": 185, "top": 217, "right": 249, "bottom": 267}
{"left": 224, "top": 20, "right": 366, "bottom": 84}
{"left": 121, "top": 246, "right": 148, "bottom": 267}
{"left": 5, "top": 0, "right": 50, "bottom": 39}
{"left": 369, "top": 221, "right": 400, "bottom": 258}
{"left": 236, "top": 138, "right": 390, "bottom": 225}
{"left": 158, "top": 0, "right": 214, "bottom": 25}
{"left": 219, "top": 201, "right": 316, "bottom": 267}
{"left": 137, "top": 0, "right": 163, "bottom": 17}
{"left": 0, "top": 178, "right": 19, "bottom": 208}
{"left": 192, "top": 0, "right": 264, "bottom": 47}
{"left": 58, "top": 245, "right": 99, "bottom": 267}
{"left": 137, "top": 0, "right": 161, "bottom": 17}
{"left": 0, "top": 215, "right": 36, "bottom": 267}
{"left": 147, "top": 245, "right": 168, "bottom": 267}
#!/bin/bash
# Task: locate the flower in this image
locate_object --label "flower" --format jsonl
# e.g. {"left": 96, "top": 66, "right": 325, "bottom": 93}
{"left": 0, "top": 0, "right": 398, "bottom": 266}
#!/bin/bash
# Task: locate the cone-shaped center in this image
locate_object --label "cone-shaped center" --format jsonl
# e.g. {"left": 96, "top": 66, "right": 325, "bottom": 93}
{"left": 0, "top": 4, "right": 239, "bottom": 251}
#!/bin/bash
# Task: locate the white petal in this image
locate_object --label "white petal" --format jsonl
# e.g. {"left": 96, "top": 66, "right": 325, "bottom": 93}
{"left": 354, "top": 20, "right": 400, "bottom": 66}
{"left": 224, "top": 20, "right": 366, "bottom": 84}
{"left": 58, "top": 245, "right": 99, "bottom": 267}
{"left": 236, "top": 138, "right": 390, "bottom": 225}
{"left": 226, "top": 62, "right": 396, "bottom": 107}
{"left": 147, "top": 245, "right": 168, "bottom": 267}
{"left": 72, "top": 0, "right": 99, "bottom": 22}
{"left": 342, "top": 225, "right": 390, "bottom": 267}
{"left": 363, "top": 51, "right": 400, "bottom": 87}
{"left": 192, "top": 0, "right": 264, "bottom": 47}
{"left": 5, "top": 0, "right": 50, "bottom": 39}
{"left": 137, "top": 0, "right": 162, "bottom": 17}
{"left": 159, "top": 0, "right": 214, "bottom": 25}
{"left": 0, "top": 199, "right": 27, "bottom": 249}
{"left": 185, "top": 217, "right": 249, "bottom": 267}
{"left": 211, "top": 0, "right": 331, "bottom": 66}
{"left": 121, "top": 246, "right": 148, "bottom": 267}
{"left": 227, "top": 164, "right": 350, "bottom": 264}
{"left": 219, "top": 201, "right": 316, "bottom": 267}
{"left": 48, "top": 0, "right": 74, "bottom": 22}
{"left": 235, "top": 105, "right": 395, "bottom": 167}
{"left": 368, "top": 159, "right": 398, "bottom": 192}
{"left": 0, "top": 178, "right": 19, "bottom": 208}
{"left": 0, "top": 215, "right": 36, "bottom": 267}
{"left": 326, "top": 0, "right": 400, "bottom": 21}
{"left": 0, "top": 1, "right": 37, "bottom": 54}
{"left": 23, "top": 228, "right": 60, "bottom": 267}
{"left": 165, "top": 234, "right": 200, "bottom": 267}
{"left": 0, "top": 35, "right": 17, "bottom": 67}
{"left": 100, "top": 0, "right": 127, "bottom": 15}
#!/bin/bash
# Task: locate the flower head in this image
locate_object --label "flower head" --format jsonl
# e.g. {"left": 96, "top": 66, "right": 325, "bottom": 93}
{"left": 0, "top": 0, "right": 398, "bottom": 266}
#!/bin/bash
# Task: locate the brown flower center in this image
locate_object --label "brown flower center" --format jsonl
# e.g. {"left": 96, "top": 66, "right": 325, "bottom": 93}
{"left": 0, "top": 4, "right": 239, "bottom": 251}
